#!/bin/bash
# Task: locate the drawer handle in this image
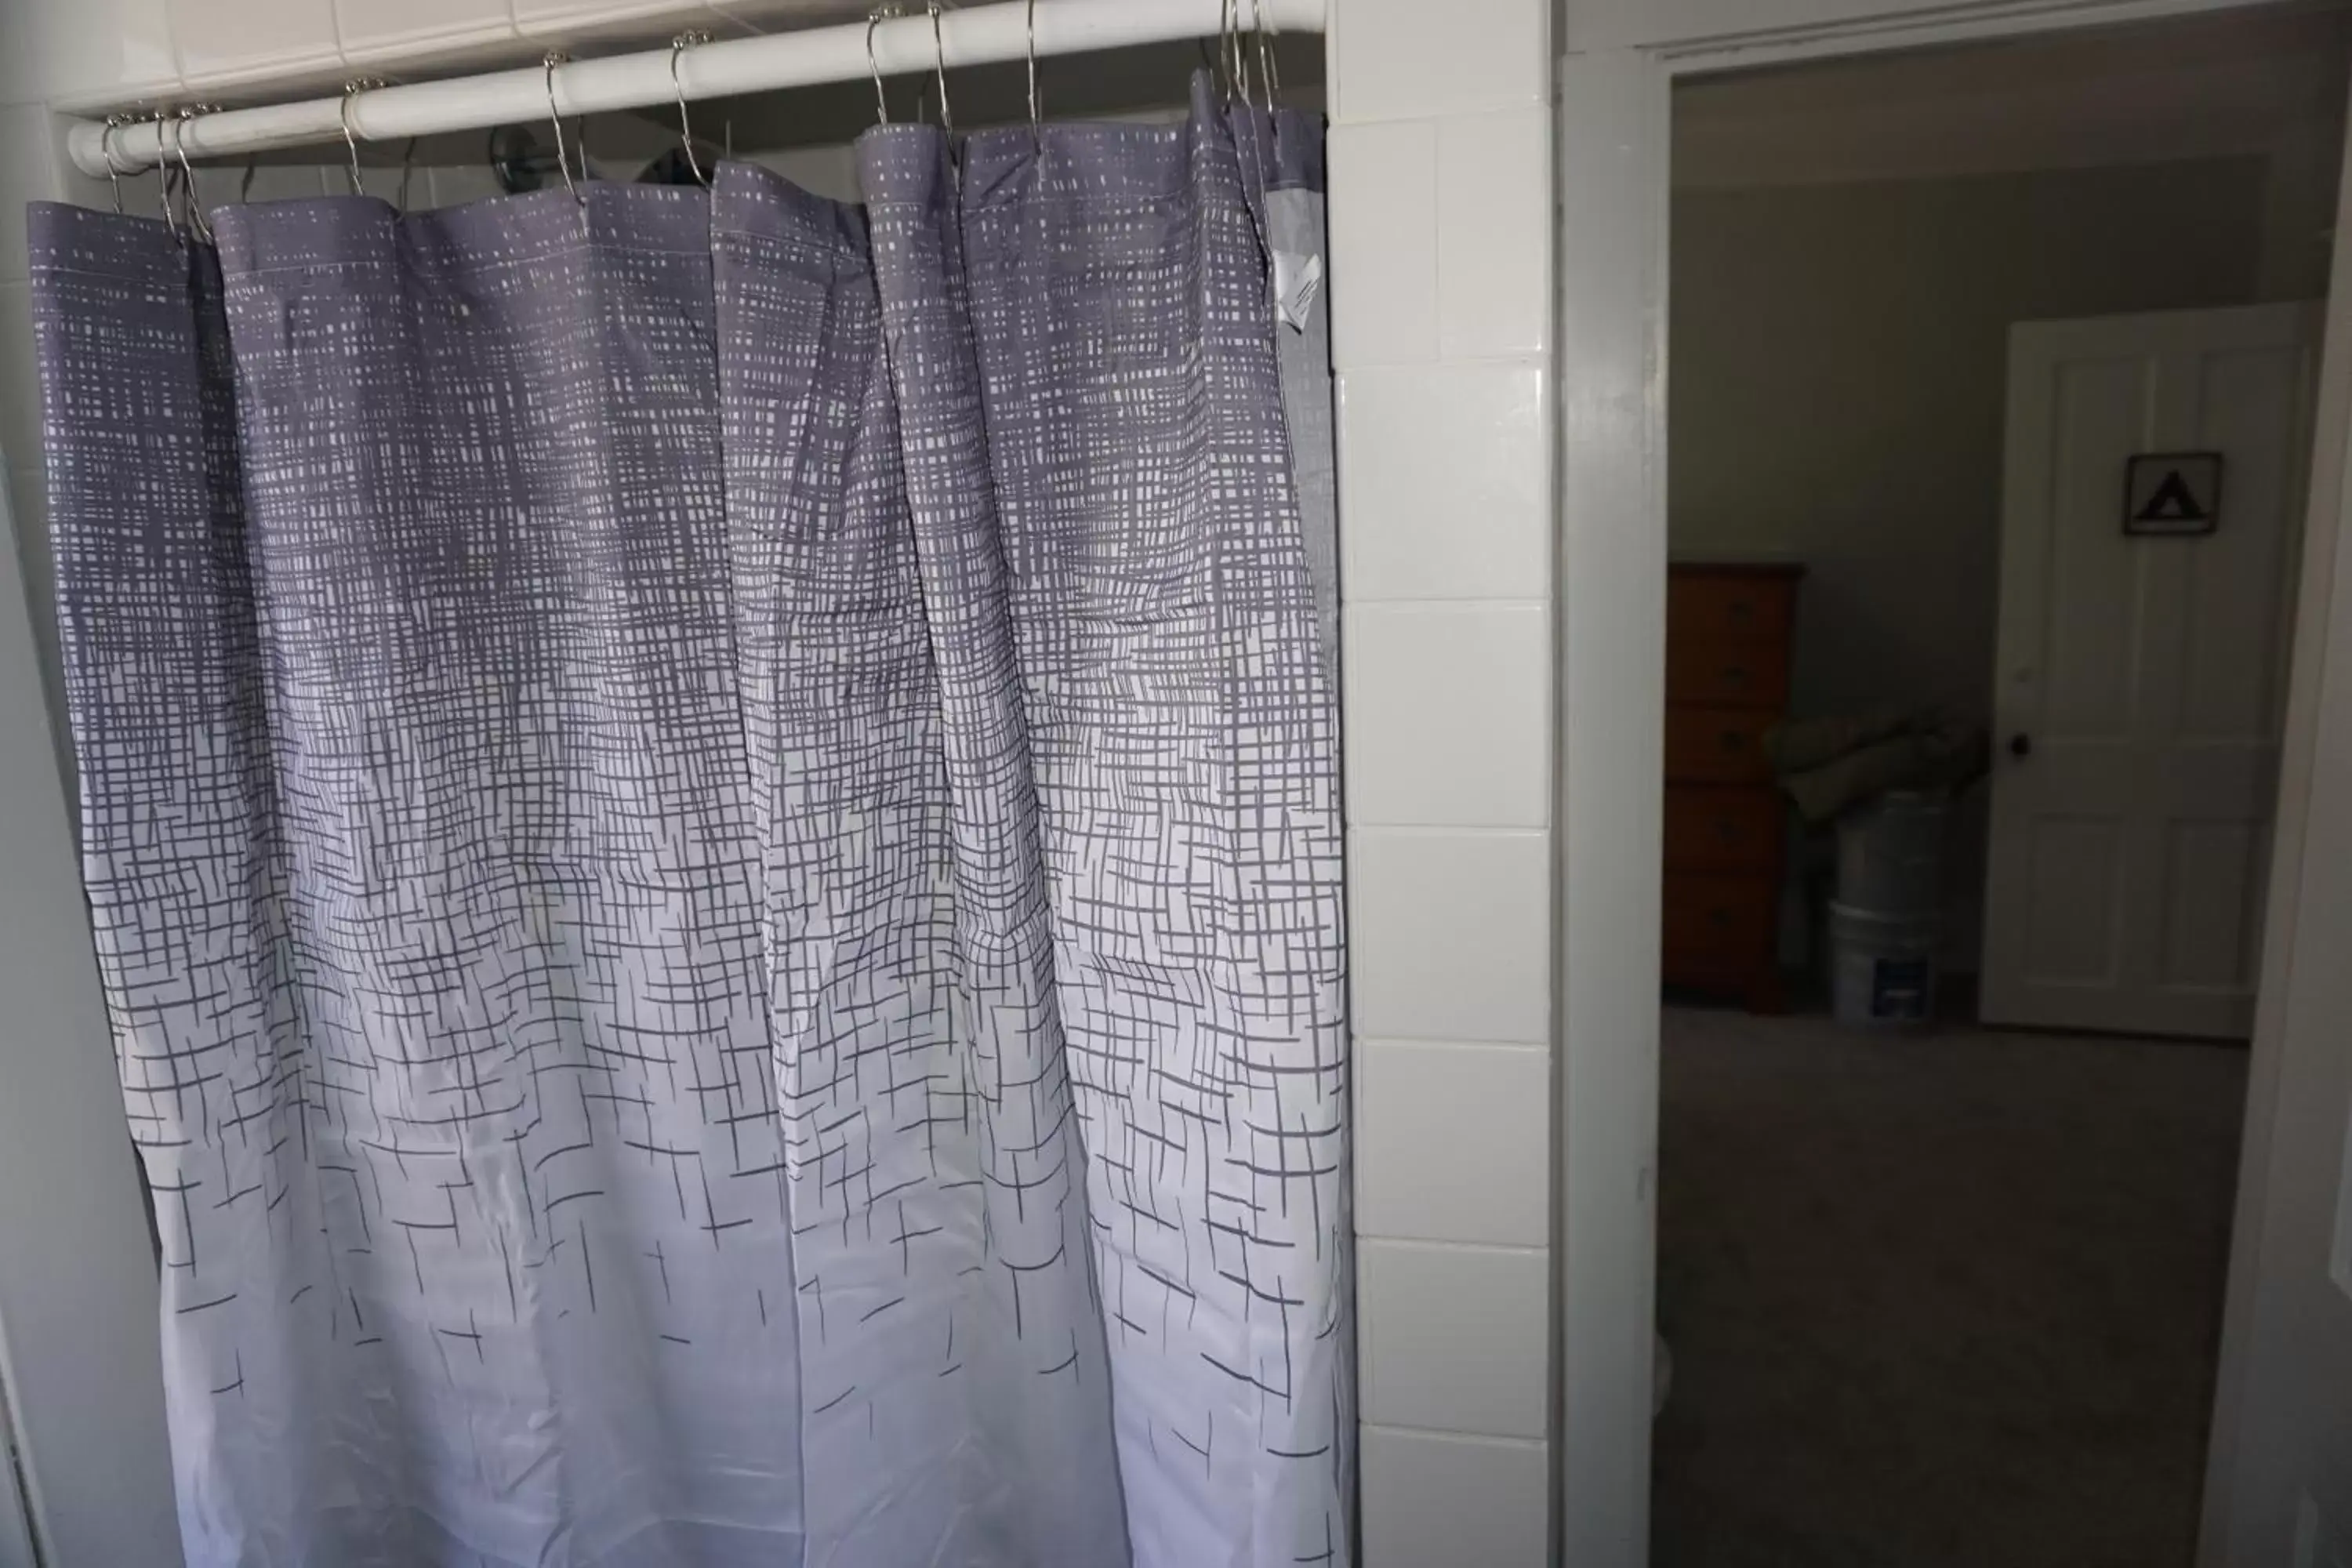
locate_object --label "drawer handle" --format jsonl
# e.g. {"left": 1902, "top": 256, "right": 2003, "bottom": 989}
{"left": 1719, "top": 665, "right": 1750, "bottom": 689}
{"left": 1719, "top": 730, "right": 1747, "bottom": 752}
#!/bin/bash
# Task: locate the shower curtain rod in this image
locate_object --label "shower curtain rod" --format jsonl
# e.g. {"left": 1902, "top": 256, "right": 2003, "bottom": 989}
{"left": 67, "top": 0, "right": 1325, "bottom": 177}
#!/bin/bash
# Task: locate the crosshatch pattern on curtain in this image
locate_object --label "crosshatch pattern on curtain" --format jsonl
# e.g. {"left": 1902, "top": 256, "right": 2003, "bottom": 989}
{"left": 29, "top": 74, "right": 1347, "bottom": 1568}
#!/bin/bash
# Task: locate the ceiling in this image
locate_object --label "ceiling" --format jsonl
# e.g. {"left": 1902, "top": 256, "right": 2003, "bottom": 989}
{"left": 1674, "top": 3, "right": 2352, "bottom": 189}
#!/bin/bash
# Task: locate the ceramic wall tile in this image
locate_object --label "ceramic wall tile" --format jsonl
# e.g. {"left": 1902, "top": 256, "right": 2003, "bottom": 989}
{"left": 33, "top": 0, "right": 183, "bottom": 111}
{"left": 510, "top": 0, "right": 723, "bottom": 48}
{"left": 1345, "top": 603, "right": 1548, "bottom": 829}
{"left": 1338, "top": 361, "right": 1548, "bottom": 601}
{"left": 1327, "top": 118, "right": 1439, "bottom": 369}
{"left": 1359, "top": 1239, "right": 1550, "bottom": 1438}
{"left": 1360, "top": 1425, "right": 1549, "bottom": 1566}
{"left": 0, "top": 108, "right": 53, "bottom": 287}
{"left": 1438, "top": 106, "right": 1551, "bottom": 359}
{"left": 1357, "top": 1038, "right": 1549, "bottom": 1246}
{"left": 172, "top": 0, "right": 342, "bottom": 92}
{"left": 1330, "top": 0, "right": 1548, "bottom": 125}
{"left": 428, "top": 163, "right": 510, "bottom": 207}
{"left": 1349, "top": 828, "right": 1550, "bottom": 1044}
{"left": 0, "top": 284, "right": 41, "bottom": 491}
{"left": 338, "top": 0, "right": 519, "bottom": 72}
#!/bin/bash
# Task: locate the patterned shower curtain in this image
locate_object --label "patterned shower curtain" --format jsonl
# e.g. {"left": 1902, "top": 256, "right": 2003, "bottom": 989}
{"left": 29, "top": 78, "right": 1346, "bottom": 1568}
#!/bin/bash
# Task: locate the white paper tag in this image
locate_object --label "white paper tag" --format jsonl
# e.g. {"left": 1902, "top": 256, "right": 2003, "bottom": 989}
{"left": 1272, "top": 248, "right": 1323, "bottom": 333}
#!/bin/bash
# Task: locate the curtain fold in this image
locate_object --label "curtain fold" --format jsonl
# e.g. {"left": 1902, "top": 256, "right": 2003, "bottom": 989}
{"left": 30, "top": 76, "right": 1343, "bottom": 1568}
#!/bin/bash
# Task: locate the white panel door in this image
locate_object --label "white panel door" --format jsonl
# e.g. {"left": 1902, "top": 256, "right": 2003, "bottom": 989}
{"left": 1983, "top": 303, "right": 2322, "bottom": 1038}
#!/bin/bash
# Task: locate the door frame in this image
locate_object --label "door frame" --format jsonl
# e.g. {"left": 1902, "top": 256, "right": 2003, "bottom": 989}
{"left": 1552, "top": 2, "right": 2352, "bottom": 1562}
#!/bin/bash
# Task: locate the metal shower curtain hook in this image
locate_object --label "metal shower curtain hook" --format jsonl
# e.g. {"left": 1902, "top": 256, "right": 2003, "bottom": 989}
{"left": 866, "top": 10, "right": 894, "bottom": 125}
{"left": 927, "top": 0, "right": 953, "bottom": 140}
{"left": 1251, "top": 0, "right": 1279, "bottom": 111}
{"left": 670, "top": 30, "right": 711, "bottom": 183}
{"left": 1218, "top": 0, "right": 1247, "bottom": 105}
{"left": 174, "top": 106, "right": 213, "bottom": 244}
{"left": 1026, "top": 0, "right": 1041, "bottom": 148}
{"left": 542, "top": 52, "right": 590, "bottom": 234}
{"left": 152, "top": 114, "right": 185, "bottom": 248}
{"left": 100, "top": 114, "right": 130, "bottom": 215}
{"left": 339, "top": 80, "right": 369, "bottom": 196}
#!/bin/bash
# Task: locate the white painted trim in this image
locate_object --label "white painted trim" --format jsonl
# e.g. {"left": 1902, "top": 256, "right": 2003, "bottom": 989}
{"left": 1551, "top": 2, "right": 2347, "bottom": 1563}
{"left": 2200, "top": 59, "right": 2352, "bottom": 1567}
{"left": 1566, "top": 0, "right": 2288, "bottom": 61}
{"left": 1554, "top": 47, "right": 1668, "bottom": 1568}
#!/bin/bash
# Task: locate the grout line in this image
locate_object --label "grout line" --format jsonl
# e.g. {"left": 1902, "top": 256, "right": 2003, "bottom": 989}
{"left": 1340, "top": 597, "right": 1552, "bottom": 612}
{"left": 1356, "top": 1033, "right": 1550, "bottom": 1051}
{"left": 1335, "top": 350, "right": 1550, "bottom": 376}
{"left": 1327, "top": 100, "right": 1550, "bottom": 133}
{"left": 1359, "top": 1421, "right": 1548, "bottom": 1450}
{"left": 1344, "top": 823, "right": 1552, "bottom": 838}
{"left": 1359, "top": 1235, "right": 1548, "bottom": 1257}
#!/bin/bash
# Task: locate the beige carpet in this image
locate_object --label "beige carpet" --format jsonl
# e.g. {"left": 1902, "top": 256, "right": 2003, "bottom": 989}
{"left": 1650, "top": 1004, "right": 2247, "bottom": 1568}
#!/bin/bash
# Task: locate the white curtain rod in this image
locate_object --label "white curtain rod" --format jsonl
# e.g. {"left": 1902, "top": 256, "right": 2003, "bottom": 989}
{"left": 68, "top": 0, "right": 1324, "bottom": 176}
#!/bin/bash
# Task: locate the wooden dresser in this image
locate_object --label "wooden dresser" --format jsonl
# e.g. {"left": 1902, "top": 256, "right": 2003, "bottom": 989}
{"left": 1663, "top": 563, "right": 1802, "bottom": 1010}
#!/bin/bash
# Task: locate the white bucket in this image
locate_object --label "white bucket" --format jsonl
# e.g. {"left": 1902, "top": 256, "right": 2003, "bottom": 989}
{"left": 1836, "top": 790, "right": 1948, "bottom": 916}
{"left": 1828, "top": 900, "right": 1939, "bottom": 1026}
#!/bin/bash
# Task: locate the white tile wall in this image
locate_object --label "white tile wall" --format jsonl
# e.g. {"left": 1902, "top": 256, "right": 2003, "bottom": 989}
{"left": 336, "top": 0, "right": 517, "bottom": 71}
{"left": 1359, "top": 1239, "right": 1550, "bottom": 1437}
{"left": 1337, "top": 361, "right": 1548, "bottom": 601}
{"left": 1330, "top": 0, "right": 1555, "bottom": 1556}
{"left": 1357, "top": 1039, "right": 1548, "bottom": 1245}
{"left": 0, "top": 3, "right": 35, "bottom": 103}
{"left": 1326, "top": 118, "right": 1439, "bottom": 368}
{"left": 1344, "top": 604, "right": 1548, "bottom": 827}
{"left": 174, "top": 0, "right": 343, "bottom": 91}
{"left": 8, "top": 466, "right": 63, "bottom": 736}
{"left": 1438, "top": 107, "right": 1553, "bottom": 359}
{"left": 1330, "top": 0, "right": 1549, "bottom": 123}
{"left": 244, "top": 163, "right": 337, "bottom": 203}
{"left": 1348, "top": 829, "right": 1550, "bottom": 1044}
{"left": 37, "top": 111, "right": 111, "bottom": 218}
{"left": 428, "top": 163, "right": 510, "bottom": 208}
{"left": 1360, "top": 1426, "right": 1550, "bottom": 1568}
{"left": 32, "top": 0, "right": 181, "bottom": 110}
{"left": 509, "top": 0, "right": 717, "bottom": 46}
{"left": 0, "top": 285, "right": 41, "bottom": 493}
{"left": 0, "top": 107, "right": 48, "bottom": 288}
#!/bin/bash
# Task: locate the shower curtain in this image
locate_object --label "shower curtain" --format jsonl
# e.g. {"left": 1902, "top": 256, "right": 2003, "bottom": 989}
{"left": 29, "top": 78, "right": 1347, "bottom": 1568}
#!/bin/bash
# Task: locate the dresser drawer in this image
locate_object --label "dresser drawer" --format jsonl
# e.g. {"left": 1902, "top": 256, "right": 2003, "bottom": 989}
{"left": 1664, "top": 786, "right": 1782, "bottom": 872}
{"left": 1664, "top": 706, "right": 1776, "bottom": 784}
{"left": 1661, "top": 871, "right": 1777, "bottom": 971}
{"left": 1667, "top": 637, "right": 1791, "bottom": 710}
{"left": 1668, "top": 572, "right": 1798, "bottom": 644}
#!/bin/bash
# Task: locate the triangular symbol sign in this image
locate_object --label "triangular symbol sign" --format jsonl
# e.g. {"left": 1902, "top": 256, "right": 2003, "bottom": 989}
{"left": 2136, "top": 469, "right": 2208, "bottom": 523}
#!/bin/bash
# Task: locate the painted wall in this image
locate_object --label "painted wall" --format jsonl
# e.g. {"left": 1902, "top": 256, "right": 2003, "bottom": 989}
{"left": 1671, "top": 155, "right": 2281, "bottom": 731}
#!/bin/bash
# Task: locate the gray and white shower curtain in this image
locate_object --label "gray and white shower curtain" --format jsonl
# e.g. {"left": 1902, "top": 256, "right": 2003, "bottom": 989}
{"left": 29, "top": 79, "right": 1346, "bottom": 1568}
